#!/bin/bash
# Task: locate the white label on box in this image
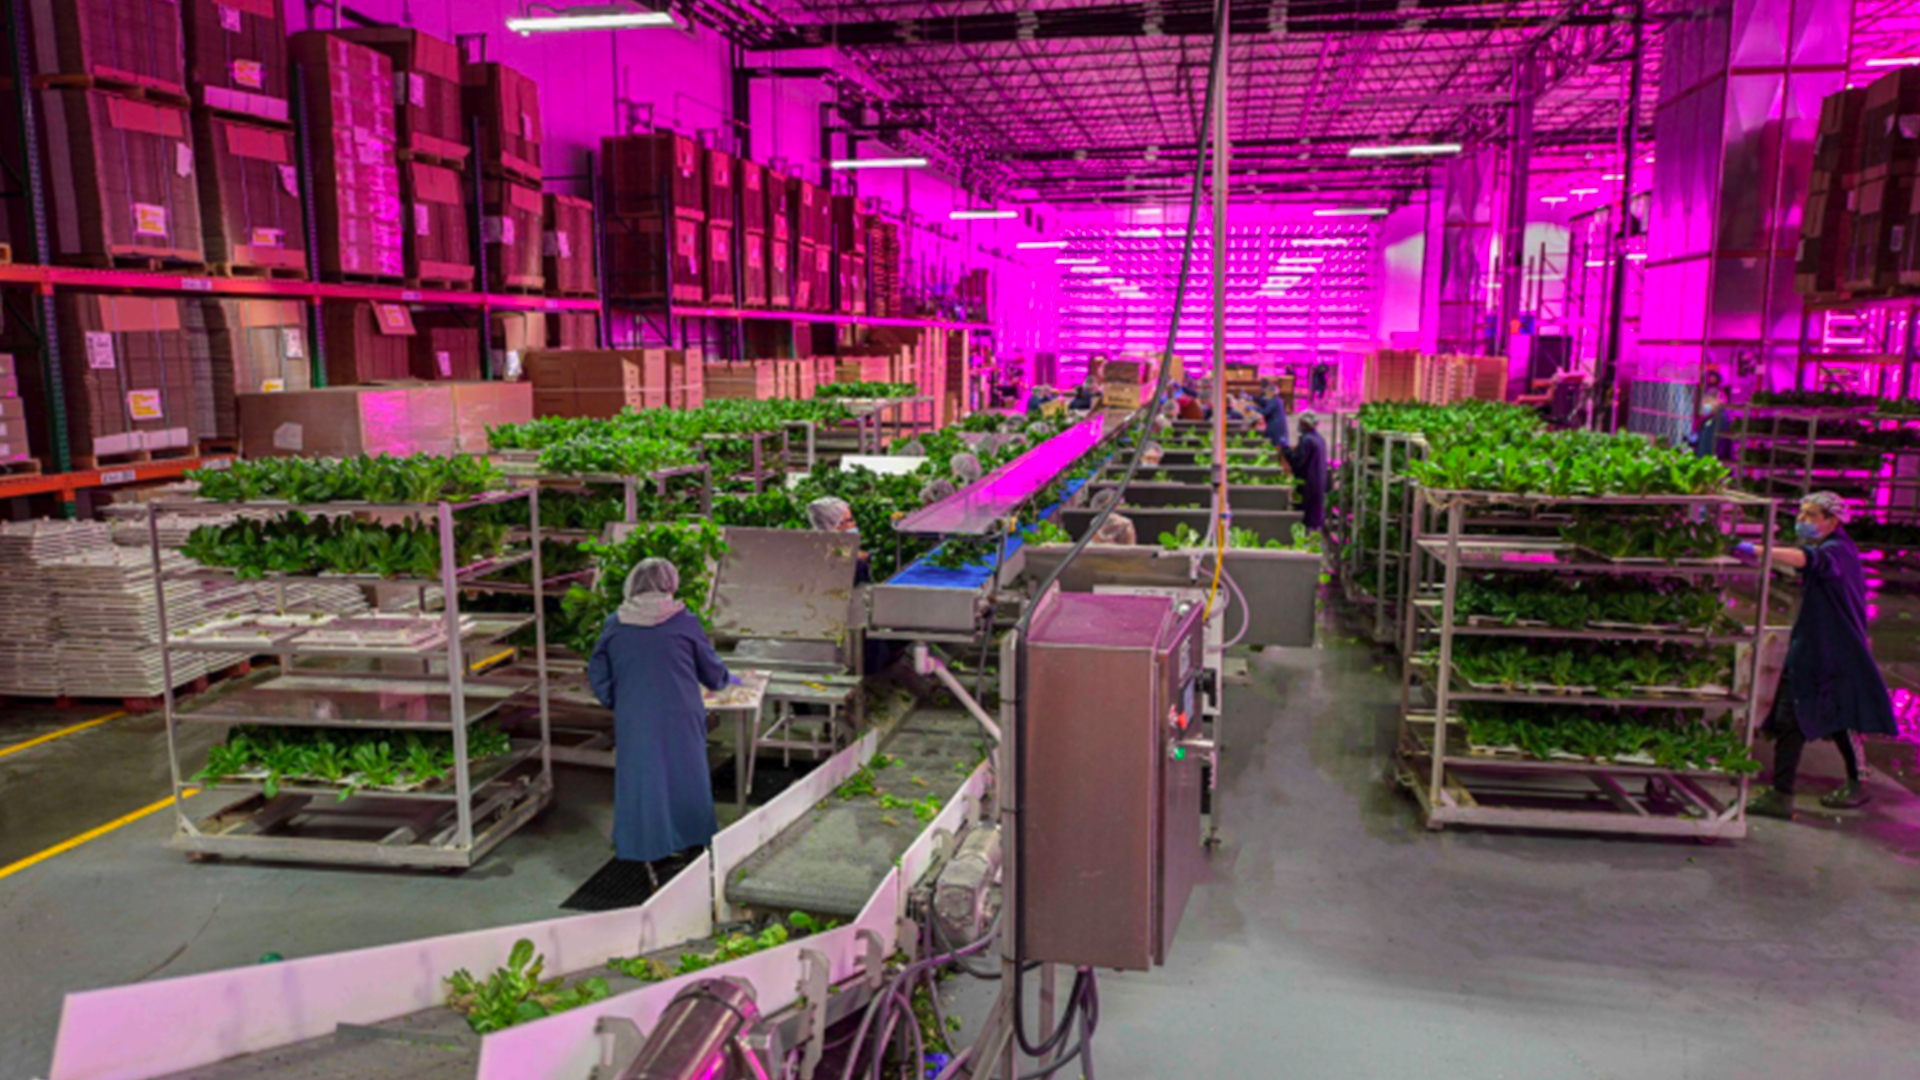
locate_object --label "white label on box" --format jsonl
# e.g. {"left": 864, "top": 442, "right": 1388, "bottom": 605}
{"left": 283, "top": 328, "right": 304, "bottom": 358}
{"left": 435, "top": 351, "right": 452, "bottom": 378}
{"left": 273, "top": 422, "right": 303, "bottom": 452}
{"left": 415, "top": 204, "right": 431, "bottom": 236}
{"left": 558, "top": 232, "right": 572, "bottom": 258}
{"left": 126, "top": 389, "right": 164, "bottom": 421}
{"left": 543, "top": 230, "right": 560, "bottom": 257}
{"left": 409, "top": 73, "right": 426, "bottom": 109}
{"left": 261, "top": 378, "right": 285, "bottom": 393}
{"left": 219, "top": 5, "right": 241, "bottom": 31}
{"left": 176, "top": 142, "right": 193, "bottom": 177}
{"left": 504, "top": 350, "right": 523, "bottom": 379}
{"left": 133, "top": 203, "right": 168, "bottom": 236}
{"left": 251, "top": 227, "right": 283, "bottom": 248}
{"left": 86, "top": 331, "right": 116, "bottom": 370}
{"left": 278, "top": 164, "right": 299, "bottom": 196}
{"left": 483, "top": 216, "right": 516, "bottom": 245}
{"left": 1895, "top": 226, "right": 1908, "bottom": 254}
{"left": 520, "top": 112, "right": 533, "bottom": 140}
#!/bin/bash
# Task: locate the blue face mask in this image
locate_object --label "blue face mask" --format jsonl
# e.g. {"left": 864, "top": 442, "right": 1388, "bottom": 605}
{"left": 1795, "top": 521, "right": 1822, "bottom": 541}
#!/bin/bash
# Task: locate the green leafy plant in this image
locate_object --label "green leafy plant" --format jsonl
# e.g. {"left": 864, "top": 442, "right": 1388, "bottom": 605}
{"left": 444, "top": 940, "right": 612, "bottom": 1034}
{"left": 1159, "top": 523, "right": 1205, "bottom": 550}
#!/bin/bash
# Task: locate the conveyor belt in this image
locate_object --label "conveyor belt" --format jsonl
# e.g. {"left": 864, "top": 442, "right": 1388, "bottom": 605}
{"left": 724, "top": 705, "right": 983, "bottom": 918}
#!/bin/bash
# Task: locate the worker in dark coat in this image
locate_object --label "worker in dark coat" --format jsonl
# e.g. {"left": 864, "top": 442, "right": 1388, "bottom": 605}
{"left": 1735, "top": 492, "right": 1897, "bottom": 818}
{"left": 1687, "top": 391, "right": 1727, "bottom": 460}
{"left": 588, "top": 557, "right": 733, "bottom": 877}
{"left": 1284, "top": 411, "right": 1329, "bottom": 531}
{"left": 1248, "top": 378, "right": 1289, "bottom": 451}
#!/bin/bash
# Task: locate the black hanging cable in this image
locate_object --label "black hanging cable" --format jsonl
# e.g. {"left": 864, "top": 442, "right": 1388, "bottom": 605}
{"left": 1005, "top": 0, "right": 1229, "bottom": 1059}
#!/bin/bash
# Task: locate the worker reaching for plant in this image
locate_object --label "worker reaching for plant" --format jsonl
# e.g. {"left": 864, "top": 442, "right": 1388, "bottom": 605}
{"left": 1284, "top": 411, "right": 1329, "bottom": 532}
{"left": 1246, "top": 378, "right": 1289, "bottom": 451}
{"left": 1086, "top": 487, "right": 1137, "bottom": 546}
{"left": 1734, "top": 491, "right": 1897, "bottom": 818}
{"left": 588, "top": 557, "right": 735, "bottom": 887}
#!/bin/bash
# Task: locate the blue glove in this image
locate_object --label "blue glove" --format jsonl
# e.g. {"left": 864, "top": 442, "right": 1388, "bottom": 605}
{"left": 726, "top": 672, "right": 745, "bottom": 687}
{"left": 1731, "top": 541, "right": 1758, "bottom": 565}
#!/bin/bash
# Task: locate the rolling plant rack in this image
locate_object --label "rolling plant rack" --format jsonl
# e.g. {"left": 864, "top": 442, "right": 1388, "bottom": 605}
{"left": 1396, "top": 486, "right": 1782, "bottom": 839}
{"left": 1334, "top": 418, "right": 1428, "bottom": 646}
{"left": 150, "top": 489, "right": 556, "bottom": 869}
{"left": 1732, "top": 404, "right": 1920, "bottom": 516}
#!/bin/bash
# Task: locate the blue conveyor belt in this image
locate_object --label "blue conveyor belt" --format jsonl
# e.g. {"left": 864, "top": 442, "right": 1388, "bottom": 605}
{"left": 885, "top": 477, "right": 1090, "bottom": 590}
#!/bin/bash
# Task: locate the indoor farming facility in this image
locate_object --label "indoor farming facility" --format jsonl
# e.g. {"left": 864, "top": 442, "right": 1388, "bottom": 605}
{"left": 2, "top": 1, "right": 1919, "bottom": 1079}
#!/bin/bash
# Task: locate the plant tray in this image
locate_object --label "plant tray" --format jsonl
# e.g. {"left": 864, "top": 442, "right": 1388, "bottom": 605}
{"left": 1464, "top": 615, "right": 1550, "bottom": 628}
{"left": 1586, "top": 619, "right": 1694, "bottom": 633}
{"left": 297, "top": 615, "right": 469, "bottom": 649}
{"left": 1573, "top": 547, "right": 1736, "bottom": 566}
{"left": 171, "top": 613, "right": 339, "bottom": 649}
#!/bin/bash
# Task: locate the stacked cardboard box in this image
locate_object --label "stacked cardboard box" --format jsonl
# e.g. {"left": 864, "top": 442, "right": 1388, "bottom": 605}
{"left": 738, "top": 158, "right": 768, "bottom": 308}
{"left": 183, "top": 0, "right": 290, "bottom": 124}
{"left": 401, "top": 159, "right": 474, "bottom": 286}
{"left": 602, "top": 131, "right": 703, "bottom": 217}
{"left": 1861, "top": 68, "right": 1920, "bottom": 180}
{"left": 1798, "top": 89, "right": 1865, "bottom": 295}
{"left": 836, "top": 356, "right": 895, "bottom": 383}
{"left": 870, "top": 220, "right": 901, "bottom": 318}
{"left": 490, "top": 310, "right": 547, "bottom": 380}
{"left": 44, "top": 295, "right": 199, "bottom": 463}
{"left": 200, "top": 299, "right": 308, "bottom": 441}
{"left": 0, "top": 355, "right": 32, "bottom": 469}
{"left": 291, "top": 32, "right": 402, "bottom": 280}
{"left": 482, "top": 177, "right": 545, "bottom": 292}
{"left": 323, "top": 300, "right": 414, "bottom": 384}
{"left": 669, "top": 349, "right": 705, "bottom": 409}
{"left": 549, "top": 311, "right": 599, "bottom": 350}
{"left": 706, "top": 360, "right": 779, "bottom": 401}
{"left": 524, "top": 349, "right": 679, "bottom": 417}
{"left": 790, "top": 178, "right": 829, "bottom": 313}
{"left": 193, "top": 112, "right": 305, "bottom": 275}
{"left": 29, "top": 0, "right": 188, "bottom": 100}
{"left": 238, "top": 382, "right": 528, "bottom": 457}
{"left": 40, "top": 89, "right": 205, "bottom": 267}
{"left": 1844, "top": 72, "right": 1920, "bottom": 292}
{"left": 407, "top": 311, "right": 483, "bottom": 382}
{"left": 768, "top": 236, "right": 793, "bottom": 308}
{"left": 1363, "top": 349, "right": 1419, "bottom": 402}
{"left": 335, "top": 27, "right": 467, "bottom": 167}
{"left": 463, "top": 61, "right": 542, "bottom": 183}
{"left": 544, "top": 194, "right": 597, "bottom": 296}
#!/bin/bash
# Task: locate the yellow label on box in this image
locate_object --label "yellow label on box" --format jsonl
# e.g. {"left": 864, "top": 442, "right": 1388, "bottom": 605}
{"left": 133, "top": 203, "right": 168, "bottom": 237}
{"left": 261, "top": 379, "right": 286, "bottom": 393}
{"left": 233, "top": 59, "right": 264, "bottom": 90}
{"left": 126, "top": 389, "right": 163, "bottom": 421}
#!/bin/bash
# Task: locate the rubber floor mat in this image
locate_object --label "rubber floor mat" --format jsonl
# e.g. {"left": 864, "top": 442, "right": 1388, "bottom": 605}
{"left": 561, "top": 852, "right": 693, "bottom": 912}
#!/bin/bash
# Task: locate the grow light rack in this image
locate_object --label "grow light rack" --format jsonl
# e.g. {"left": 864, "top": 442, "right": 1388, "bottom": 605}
{"left": 1396, "top": 487, "right": 1784, "bottom": 840}
{"left": 148, "top": 489, "right": 560, "bottom": 870}
{"left": 1730, "top": 405, "right": 1920, "bottom": 523}
{"left": 1332, "top": 417, "right": 1428, "bottom": 646}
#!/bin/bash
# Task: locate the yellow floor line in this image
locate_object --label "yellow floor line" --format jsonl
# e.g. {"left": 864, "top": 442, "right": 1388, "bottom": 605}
{"left": 0, "top": 710, "right": 127, "bottom": 762}
{"left": 0, "top": 789, "right": 196, "bottom": 883}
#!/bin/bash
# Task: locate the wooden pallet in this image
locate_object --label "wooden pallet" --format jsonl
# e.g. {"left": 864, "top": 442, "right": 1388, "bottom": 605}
{"left": 34, "top": 72, "right": 191, "bottom": 108}
{"left": 0, "top": 457, "right": 40, "bottom": 477}
{"left": 12, "top": 659, "right": 254, "bottom": 713}
{"left": 72, "top": 441, "right": 203, "bottom": 472}
{"left": 0, "top": 241, "right": 12, "bottom": 264}
{"left": 482, "top": 161, "right": 542, "bottom": 187}
{"left": 492, "top": 278, "right": 547, "bottom": 295}
{"left": 322, "top": 270, "right": 407, "bottom": 287}
{"left": 65, "top": 253, "right": 209, "bottom": 275}
{"left": 198, "top": 100, "right": 293, "bottom": 130}
{"left": 209, "top": 262, "right": 308, "bottom": 281}
{"left": 546, "top": 289, "right": 599, "bottom": 300}
{"left": 398, "top": 144, "right": 472, "bottom": 169}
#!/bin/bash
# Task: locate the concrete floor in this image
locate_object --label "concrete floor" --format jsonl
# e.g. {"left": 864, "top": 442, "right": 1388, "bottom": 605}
{"left": 3, "top": 596, "right": 1920, "bottom": 1079}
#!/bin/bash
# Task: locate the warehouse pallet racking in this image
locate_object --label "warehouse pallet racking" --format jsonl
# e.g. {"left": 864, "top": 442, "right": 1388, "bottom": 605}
{"left": 150, "top": 487, "right": 557, "bottom": 868}
{"left": 1396, "top": 486, "right": 1782, "bottom": 840}
{"left": 1791, "top": 293, "right": 1920, "bottom": 399}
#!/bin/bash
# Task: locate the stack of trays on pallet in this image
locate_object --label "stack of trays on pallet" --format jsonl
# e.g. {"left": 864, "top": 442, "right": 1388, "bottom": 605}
{"left": 48, "top": 549, "right": 259, "bottom": 695}
{"left": 257, "top": 581, "right": 370, "bottom": 618}
{"left": 0, "top": 522, "right": 113, "bottom": 696}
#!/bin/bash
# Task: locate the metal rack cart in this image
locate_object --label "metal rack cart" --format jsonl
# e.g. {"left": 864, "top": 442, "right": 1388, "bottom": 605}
{"left": 1396, "top": 487, "right": 1781, "bottom": 839}
{"left": 151, "top": 488, "right": 556, "bottom": 869}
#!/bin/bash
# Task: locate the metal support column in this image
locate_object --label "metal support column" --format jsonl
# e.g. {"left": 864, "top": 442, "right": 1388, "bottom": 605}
{"left": 1495, "top": 57, "right": 1536, "bottom": 359}
{"left": 1595, "top": 0, "right": 1645, "bottom": 428}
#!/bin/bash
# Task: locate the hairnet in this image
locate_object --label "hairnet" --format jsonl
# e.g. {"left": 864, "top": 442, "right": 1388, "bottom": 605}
{"left": 918, "top": 478, "right": 957, "bottom": 504}
{"left": 1152, "top": 415, "right": 1172, "bottom": 434}
{"left": 624, "top": 557, "right": 680, "bottom": 599}
{"left": 807, "top": 496, "right": 856, "bottom": 531}
{"left": 951, "top": 452, "right": 983, "bottom": 483}
{"left": 1090, "top": 512, "right": 1136, "bottom": 546}
{"left": 1141, "top": 442, "right": 1165, "bottom": 465}
{"left": 1296, "top": 411, "right": 1317, "bottom": 431}
{"left": 892, "top": 439, "right": 925, "bottom": 457}
{"left": 1802, "top": 491, "right": 1849, "bottom": 522}
{"left": 1089, "top": 487, "right": 1122, "bottom": 513}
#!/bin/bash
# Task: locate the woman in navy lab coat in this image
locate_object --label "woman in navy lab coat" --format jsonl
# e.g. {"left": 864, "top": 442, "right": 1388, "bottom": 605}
{"left": 1735, "top": 492, "right": 1897, "bottom": 818}
{"left": 589, "top": 557, "right": 733, "bottom": 881}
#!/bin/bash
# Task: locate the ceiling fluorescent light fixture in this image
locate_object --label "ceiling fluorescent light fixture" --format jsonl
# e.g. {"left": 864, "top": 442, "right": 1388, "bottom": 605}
{"left": 1313, "top": 208, "right": 1388, "bottom": 217}
{"left": 1627, "top": 253, "right": 1648, "bottom": 261}
{"left": 1541, "top": 196, "right": 1568, "bottom": 205}
{"left": 1067, "top": 265, "right": 1112, "bottom": 273}
{"left": 1056, "top": 257, "right": 1099, "bottom": 265}
{"left": 830, "top": 157, "right": 929, "bottom": 170}
{"left": 951, "top": 210, "right": 1017, "bottom": 220}
{"left": 1017, "top": 240, "right": 1069, "bottom": 249}
{"left": 1347, "top": 143, "right": 1463, "bottom": 158}
{"left": 1571, "top": 188, "right": 1599, "bottom": 196}
{"left": 508, "top": 4, "right": 675, "bottom": 31}
{"left": 1291, "top": 238, "right": 1350, "bottom": 247}
{"left": 1865, "top": 57, "right": 1920, "bottom": 67}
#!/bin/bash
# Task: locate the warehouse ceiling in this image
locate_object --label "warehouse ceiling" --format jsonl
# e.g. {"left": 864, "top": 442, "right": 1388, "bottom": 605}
{"left": 730, "top": 0, "right": 1670, "bottom": 206}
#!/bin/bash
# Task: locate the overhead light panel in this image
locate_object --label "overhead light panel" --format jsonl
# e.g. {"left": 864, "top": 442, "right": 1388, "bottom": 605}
{"left": 1087, "top": 277, "right": 1126, "bottom": 285}
{"left": 1313, "top": 208, "right": 1388, "bottom": 217}
{"left": 1056, "top": 257, "right": 1099, "bottom": 265}
{"left": 1866, "top": 57, "right": 1920, "bottom": 67}
{"left": 830, "top": 157, "right": 929, "bottom": 170}
{"left": 508, "top": 3, "right": 675, "bottom": 32}
{"left": 1067, "top": 265, "right": 1112, "bottom": 273}
{"left": 1017, "top": 241, "right": 1069, "bottom": 249}
{"left": 1571, "top": 188, "right": 1599, "bottom": 196}
{"left": 951, "top": 210, "right": 1017, "bottom": 220}
{"left": 1347, "top": 143, "right": 1463, "bottom": 158}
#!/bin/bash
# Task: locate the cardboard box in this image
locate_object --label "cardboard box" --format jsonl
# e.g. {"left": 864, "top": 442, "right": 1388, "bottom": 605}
{"left": 0, "top": 353, "right": 18, "bottom": 385}
{"left": 238, "top": 384, "right": 456, "bottom": 457}
{"left": 705, "top": 148, "right": 735, "bottom": 225}
{"left": 600, "top": 131, "right": 702, "bottom": 219}
{"left": 450, "top": 381, "right": 530, "bottom": 453}
{"left": 491, "top": 311, "right": 547, "bottom": 380}
{"left": 407, "top": 312, "right": 482, "bottom": 381}
{"left": 768, "top": 235, "right": 792, "bottom": 308}
{"left": 334, "top": 27, "right": 466, "bottom": 165}
{"left": 606, "top": 215, "right": 702, "bottom": 302}
{"left": 524, "top": 348, "right": 674, "bottom": 417}
{"left": 29, "top": 0, "right": 187, "bottom": 99}
{"left": 324, "top": 301, "right": 414, "bottom": 385}
{"left": 40, "top": 89, "right": 204, "bottom": 266}
{"left": 183, "top": 0, "right": 289, "bottom": 123}
{"left": 199, "top": 298, "right": 309, "bottom": 440}
{"left": 544, "top": 193, "right": 597, "bottom": 296}
{"left": 739, "top": 159, "right": 766, "bottom": 232}
{"left": 741, "top": 230, "right": 768, "bottom": 308}
{"left": 38, "top": 295, "right": 199, "bottom": 461}
{"left": 550, "top": 311, "right": 599, "bottom": 350}
{"left": 482, "top": 177, "right": 544, "bottom": 292}
{"left": 403, "top": 159, "right": 474, "bottom": 285}
{"left": 462, "top": 61, "right": 542, "bottom": 183}
{"left": 706, "top": 360, "right": 777, "bottom": 401}
{"left": 290, "top": 32, "right": 402, "bottom": 280}
{"left": 193, "top": 111, "right": 305, "bottom": 273}
{"left": 705, "top": 222, "right": 735, "bottom": 305}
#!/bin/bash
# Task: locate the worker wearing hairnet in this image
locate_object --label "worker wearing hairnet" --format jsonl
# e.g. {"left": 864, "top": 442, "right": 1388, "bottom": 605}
{"left": 587, "top": 557, "right": 733, "bottom": 883}
{"left": 951, "top": 452, "right": 983, "bottom": 484}
{"left": 1142, "top": 442, "right": 1165, "bottom": 467}
{"left": 808, "top": 496, "right": 870, "bottom": 583}
{"left": 1284, "top": 412, "right": 1329, "bottom": 531}
{"left": 1087, "top": 487, "right": 1137, "bottom": 545}
{"left": 919, "top": 478, "right": 957, "bottom": 505}
{"left": 1734, "top": 492, "right": 1896, "bottom": 818}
